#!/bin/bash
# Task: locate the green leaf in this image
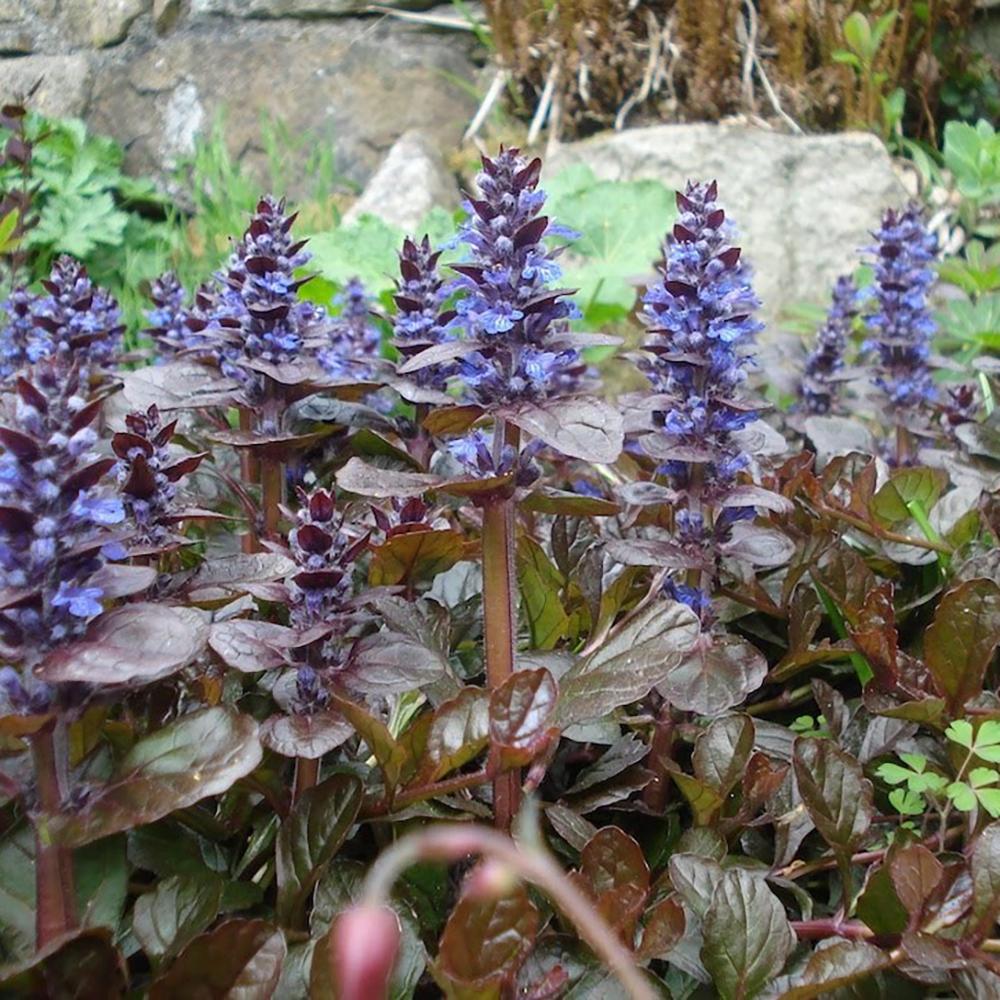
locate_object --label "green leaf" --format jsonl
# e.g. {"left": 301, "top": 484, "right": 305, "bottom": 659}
{"left": 331, "top": 695, "right": 409, "bottom": 792}
{"left": 518, "top": 557, "right": 569, "bottom": 651}
{"left": 0, "top": 825, "right": 37, "bottom": 963}
{"left": 946, "top": 719, "right": 975, "bottom": 749}
{"left": 546, "top": 166, "right": 674, "bottom": 316}
{"left": 308, "top": 214, "right": 404, "bottom": 296}
{"left": 555, "top": 600, "right": 699, "bottom": 727}
{"left": 925, "top": 580, "right": 1000, "bottom": 713}
{"left": 276, "top": 773, "right": 363, "bottom": 929}
{"left": 149, "top": 919, "right": 286, "bottom": 1000}
{"left": 75, "top": 835, "right": 128, "bottom": 936}
{"left": 489, "top": 668, "right": 559, "bottom": 768}
{"left": 369, "top": 530, "right": 464, "bottom": 588}
{"left": 47, "top": 707, "right": 263, "bottom": 848}
{"left": 701, "top": 869, "right": 795, "bottom": 1000}
{"left": 947, "top": 780, "right": 977, "bottom": 811}
{"left": 889, "top": 788, "right": 925, "bottom": 815}
{"left": 793, "top": 738, "right": 875, "bottom": 852}
{"left": 132, "top": 874, "right": 224, "bottom": 968}
{"left": 435, "top": 886, "right": 539, "bottom": 991}
{"left": 871, "top": 466, "right": 948, "bottom": 526}
{"left": 842, "top": 12, "right": 872, "bottom": 58}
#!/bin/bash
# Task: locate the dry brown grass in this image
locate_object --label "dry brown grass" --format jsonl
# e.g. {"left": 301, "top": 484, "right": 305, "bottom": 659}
{"left": 480, "top": 0, "right": 978, "bottom": 142}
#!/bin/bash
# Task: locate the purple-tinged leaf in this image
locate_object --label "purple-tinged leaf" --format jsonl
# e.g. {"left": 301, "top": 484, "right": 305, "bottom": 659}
{"left": 489, "top": 668, "right": 558, "bottom": 768}
{"left": 343, "top": 630, "right": 448, "bottom": 698}
{"left": 369, "top": 529, "right": 464, "bottom": 587}
{"left": 261, "top": 712, "right": 354, "bottom": 760}
{"left": 209, "top": 620, "right": 298, "bottom": 673}
{"left": 604, "top": 537, "right": 708, "bottom": 572}
{"left": 132, "top": 874, "right": 224, "bottom": 969}
{"left": 396, "top": 339, "right": 484, "bottom": 375}
{"left": 276, "top": 773, "right": 363, "bottom": 930}
{"left": 777, "top": 940, "right": 890, "bottom": 999}
{"left": 637, "top": 897, "right": 686, "bottom": 963}
{"left": 412, "top": 687, "right": 490, "bottom": 785}
{"left": 37, "top": 604, "right": 209, "bottom": 687}
{"left": 701, "top": 869, "right": 795, "bottom": 1000}
{"left": 889, "top": 844, "right": 943, "bottom": 923}
{"left": 692, "top": 714, "right": 754, "bottom": 797}
{"left": 924, "top": 579, "right": 1000, "bottom": 714}
{"left": 520, "top": 488, "right": 619, "bottom": 516}
{"left": 793, "top": 738, "right": 875, "bottom": 853}
{"left": 0, "top": 928, "right": 126, "bottom": 998}
{"left": 48, "top": 707, "right": 262, "bottom": 848}
{"left": 659, "top": 633, "right": 767, "bottom": 717}
{"left": 719, "top": 523, "right": 795, "bottom": 568}
{"left": 337, "top": 457, "right": 440, "bottom": 499}
{"left": 500, "top": 396, "right": 624, "bottom": 464}
{"left": 556, "top": 601, "right": 700, "bottom": 727}
{"left": 718, "top": 484, "right": 793, "bottom": 514}
{"left": 970, "top": 821, "right": 1000, "bottom": 938}
{"left": 436, "top": 885, "right": 539, "bottom": 991}
{"left": 148, "top": 919, "right": 286, "bottom": 1000}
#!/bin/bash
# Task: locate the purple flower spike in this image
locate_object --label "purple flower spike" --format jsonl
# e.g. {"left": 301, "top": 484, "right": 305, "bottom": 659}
{"left": 864, "top": 203, "right": 938, "bottom": 413}
{"left": 639, "top": 180, "right": 765, "bottom": 621}
{"left": 0, "top": 363, "right": 122, "bottom": 667}
{"left": 447, "top": 146, "right": 581, "bottom": 405}
{"left": 319, "top": 277, "right": 381, "bottom": 380}
{"left": 799, "top": 275, "right": 859, "bottom": 415}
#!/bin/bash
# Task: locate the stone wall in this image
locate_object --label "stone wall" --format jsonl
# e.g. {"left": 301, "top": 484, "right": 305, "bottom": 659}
{"left": 0, "top": 1, "right": 479, "bottom": 189}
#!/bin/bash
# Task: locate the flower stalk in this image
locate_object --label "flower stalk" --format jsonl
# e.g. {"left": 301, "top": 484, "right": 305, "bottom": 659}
{"left": 357, "top": 824, "right": 656, "bottom": 1000}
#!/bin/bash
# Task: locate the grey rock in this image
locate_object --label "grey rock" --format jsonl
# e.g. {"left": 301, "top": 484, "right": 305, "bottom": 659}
{"left": 0, "top": 27, "right": 34, "bottom": 53}
{"left": 87, "top": 18, "right": 476, "bottom": 194}
{"left": 343, "top": 129, "right": 457, "bottom": 232}
{"left": 153, "top": 0, "right": 182, "bottom": 32}
{"left": 191, "top": 0, "right": 439, "bottom": 16}
{"left": 62, "top": 0, "right": 148, "bottom": 47}
{"left": 0, "top": 53, "right": 93, "bottom": 116}
{"left": 546, "top": 124, "right": 907, "bottom": 320}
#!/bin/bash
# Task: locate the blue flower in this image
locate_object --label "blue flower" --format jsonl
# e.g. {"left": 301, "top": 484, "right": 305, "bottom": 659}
{"left": 52, "top": 583, "right": 104, "bottom": 619}
{"left": 319, "top": 277, "right": 381, "bottom": 380}
{"left": 72, "top": 493, "right": 125, "bottom": 526}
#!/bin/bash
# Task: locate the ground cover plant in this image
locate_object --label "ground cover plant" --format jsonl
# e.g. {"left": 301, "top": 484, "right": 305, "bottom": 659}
{"left": 0, "top": 105, "right": 999, "bottom": 999}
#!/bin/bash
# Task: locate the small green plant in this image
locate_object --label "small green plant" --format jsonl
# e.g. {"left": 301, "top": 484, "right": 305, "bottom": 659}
{"left": 832, "top": 10, "right": 904, "bottom": 142}
{"left": 878, "top": 720, "right": 1000, "bottom": 823}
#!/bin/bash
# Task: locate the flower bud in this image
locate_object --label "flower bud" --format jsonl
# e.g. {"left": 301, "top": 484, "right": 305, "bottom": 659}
{"left": 331, "top": 904, "right": 401, "bottom": 1000}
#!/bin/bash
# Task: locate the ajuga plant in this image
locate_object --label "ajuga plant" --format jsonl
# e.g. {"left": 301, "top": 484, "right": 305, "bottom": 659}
{"left": 799, "top": 274, "right": 859, "bottom": 415}
{"left": 3, "top": 138, "right": 1000, "bottom": 1000}
{"left": 622, "top": 181, "right": 792, "bottom": 723}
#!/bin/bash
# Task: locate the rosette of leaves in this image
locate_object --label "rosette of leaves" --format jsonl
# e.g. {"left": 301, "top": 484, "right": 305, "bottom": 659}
{"left": 615, "top": 180, "right": 792, "bottom": 716}
{"left": 112, "top": 404, "right": 210, "bottom": 555}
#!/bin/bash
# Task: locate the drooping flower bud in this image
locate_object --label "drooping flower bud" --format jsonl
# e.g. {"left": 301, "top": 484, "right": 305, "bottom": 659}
{"left": 330, "top": 904, "right": 401, "bottom": 1000}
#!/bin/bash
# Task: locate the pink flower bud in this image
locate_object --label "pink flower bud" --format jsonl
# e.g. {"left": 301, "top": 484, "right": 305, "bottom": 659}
{"left": 331, "top": 904, "right": 401, "bottom": 1000}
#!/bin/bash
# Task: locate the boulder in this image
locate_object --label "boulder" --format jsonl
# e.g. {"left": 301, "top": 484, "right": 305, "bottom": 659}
{"left": 546, "top": 124, "right": 908, "bottom": 320}
{"left": 62, "top": 0, "right": 148, "bottom": 48}
{"left": 343, "top": 130, "right": 458, "bottom": 232}
{"left": 86, "top": 17, "right": 477, "bottom": 192}
{"left": 0, "top": 53, "right": 93, "bottom": 117}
